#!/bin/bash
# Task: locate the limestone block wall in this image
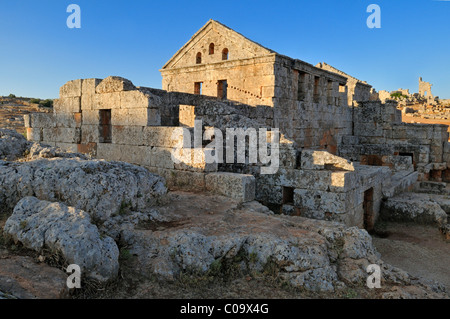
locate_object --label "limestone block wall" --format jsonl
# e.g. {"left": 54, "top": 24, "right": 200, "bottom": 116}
{"left": 272, "top": 56, "right": 353, "bottom": 154}
{"left": 339, "top": 100, "right": 450, "bottom": 182}
{"left": 316, "top": 62, "right": 372, "bottom": 106}
{"left": 251, "top": 149, "right": 391, "bottom": 229}
{"left": 161, "top": 55, "right": 277, "bottom": 107}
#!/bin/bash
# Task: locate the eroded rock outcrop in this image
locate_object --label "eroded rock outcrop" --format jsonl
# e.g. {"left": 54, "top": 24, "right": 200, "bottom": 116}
{"left": 4, "top": 197, "right": 119, "bottom": 282}
{"left": 116, "top": 192, "right": 447, "bottom": 297}
{"left": 0, "top": 129, "right": 29, "bottom": 161}
{"left": 0, "top": 157, "right": 167, "bottom": 222}
{"left": 381, "top": 192, "right": 448, "bottom": 227}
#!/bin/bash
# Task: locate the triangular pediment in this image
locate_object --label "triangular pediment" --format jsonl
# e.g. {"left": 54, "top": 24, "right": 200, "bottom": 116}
{"left": 162, "top": 20, "right": 275, "bottom": 69}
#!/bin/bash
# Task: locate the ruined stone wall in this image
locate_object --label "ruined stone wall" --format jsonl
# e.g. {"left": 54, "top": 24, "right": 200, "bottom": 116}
{"left": 339, "top": 100, "right": 450, "bottom": 183}
{"left": 26, "top": 76, "right": 422, "bottom": 229}
{"left": 272, "top": 56, "right": 352, "bottom": 154}
{"left": 419, "top": 77, "right": 433, "bottom": 98}
{"left": 252, "top": 149, "right": 391, "bottom": 229}
{"left": 316, "top": 62, "right": 372, "bottom": 105}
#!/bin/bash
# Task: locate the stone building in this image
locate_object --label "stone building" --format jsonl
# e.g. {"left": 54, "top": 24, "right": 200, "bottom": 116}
{"left": 25, "top": 20, "right": 450, "bottom": 231}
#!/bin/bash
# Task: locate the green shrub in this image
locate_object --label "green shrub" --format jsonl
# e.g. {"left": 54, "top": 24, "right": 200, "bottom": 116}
{"left": 39, "top": 99, "right": 53, "bottom": 108}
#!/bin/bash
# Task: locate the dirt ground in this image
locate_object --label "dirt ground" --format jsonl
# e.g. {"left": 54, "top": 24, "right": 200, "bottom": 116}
{"left": 372, "top": 222, "right": 450, "bottom": 290}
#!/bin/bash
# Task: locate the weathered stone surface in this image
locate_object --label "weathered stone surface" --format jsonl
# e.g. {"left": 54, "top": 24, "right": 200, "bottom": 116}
{"left": 43, "top": 127, "right": 81, "bottom": 144}
{"left": 96, "top": 76, "right": 136, "bottom": 94}
{"left": 82, "top": 78, "right": 102, "bottom": 95}
{"left": 205, "top": 172, "right": 255, "bottom": 202}
{"left": 300, "top": 150, "right": 355, "bottom": 171}
{"left": 81, "top": 110, "right": 100, "bottom": 125}
{"left": 59, "top": 79, "right": 82, "bottom": 98}
{"left": 117, "top": 192, "right": 446, "bottom": 296}
{"left": 0, "top": 129, "right": 30, "bottom": 161}
{"left": 53, "top": 97, "right": 81, "bottom": 113}
{"left": 93, "top": 92, "right": 121, "bottom": 110}
{"left": 28, "top": 113, "right": 55, "bottom": 128}
{"left": 146, "top": 167, "right": 206, "bottom": 192}
{"left": 81, "top": 124, "right": 100, "bottom": 144}
{"left": 111, "top": 108, "right": 160, "bottom": 126}
{"left": 27, "top": 142, "right": 87, "bottom": 160}
{"left": 54, "top": 113, "right": 80, "bottom": 128}
{"left": 120, "top": 90, "right": 162, "bottom": 109}
{"left": 0, "top": 255, "right": 69, "bottom": 299}
{"left": 26, "top": 128, "right": 42, "bottom": 142}
{"left": 0, "top": 155, "right": 167, "bottom": 222}
{"left": 380, "top": 193, "right": 448, "bottom": 227}
{"left": 4, "top": 197, "right": 119, "bottom": 282}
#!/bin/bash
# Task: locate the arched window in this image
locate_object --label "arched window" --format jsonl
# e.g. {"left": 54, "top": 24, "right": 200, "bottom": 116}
{"left": 196, "top": 52, "right": 202, "bottom": 64}
{"left": 222, "top": 48, "right": 229, "bottom": 60}
{"left": 209, "top": 43, "right": 215, "bottom": 55}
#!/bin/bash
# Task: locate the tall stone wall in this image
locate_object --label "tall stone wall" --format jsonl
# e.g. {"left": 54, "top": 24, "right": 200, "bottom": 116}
{"left": 161, "top": 55, "right": 276, "bottom": 107}
{"left": 272, "top": 56, "right": 352, "bottom": 154}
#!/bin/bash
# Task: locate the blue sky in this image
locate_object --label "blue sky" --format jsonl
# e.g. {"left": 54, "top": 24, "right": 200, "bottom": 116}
{"left": 0, "top": 0, "right": 449, "bottom": 99}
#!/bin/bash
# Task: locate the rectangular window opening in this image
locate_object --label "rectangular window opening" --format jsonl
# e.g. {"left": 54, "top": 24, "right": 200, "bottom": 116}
{"left": 99, "top": 109, "right": 112, "bottom": 144}
{"left": 282, "top": 187, "right": 294, "bottom": 205}
{"left": 313, "top": 76, "right": 320, "bottom": 103}
{"left": 194, "top": 82, "right": 203, "bottom": 95}
{"left": 217, "top": 80, "right": 227, "bottom": 99}
{"left": 297, "top": 71, "right": 307, "bottom": 101}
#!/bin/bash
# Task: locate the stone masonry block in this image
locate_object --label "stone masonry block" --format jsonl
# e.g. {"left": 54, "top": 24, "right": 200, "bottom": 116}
{"left": 27, "top": 128, "right": 42, "bottom": 142}
{"left": 111, "top": 108, "right": 160, "bottom": 126}
{"left": 96, "top": 143, "right": 150, "bottom": 166}
{"left": 59, "top": 79, "right": 82, "bottom": 98}
{"left": 300, "top": 150, "right": 354, "bottom": 171}
{"left": 82, "top": 78, "right": 102, "bottom": 95}
{"left": 96, "top": 76, "right": 136, "bottom": 94}
{"left": 93, "top": 92, "right": 121, "bottom": 110}
{"left": 146, "top": 167, "right": 205, "bottom": 192}
{"left": 149, "top": 147, "right": 175, "bottom": 169}
{"left": 54, "top": 113, "right": 80, "bottom": 128}
{"left": 23, "top": 114, "right": 31, "bottom": 128}
{"left": 82, "top": 110, "right": 100, "bottom": 125}
{"left": 120, "top": 90, "right": 162, "bottom": 109}
{"left": 54, "top": 97, "right": 81, "bottom": 113}
{"left": 43, "top": 128, "right": 81, "bottom": 144}
{"left": 294, "top": 189, "right": 346, "bottom": 214}
{"left": 81, "top": 94, "right": 95, "bottom": 111}
{"left": 29, "top": 113, "right": 55, "bottom": 128}
{"left": 172, "top": 147, "right": 218, "bottom": 172}
{"left": 143, "top": 127, "right": 186, "bottom": 148}
{"left": 81, "top": 125, "right": 100, "bottom": 144}
{"left": 112, "top": 126, "right": 144, "bottom": 145}
{"left": 205, "top": 172, "right": 255, "bottom": 203}
{"left": 255, "top": 183, "right": 283, "bottom": 204}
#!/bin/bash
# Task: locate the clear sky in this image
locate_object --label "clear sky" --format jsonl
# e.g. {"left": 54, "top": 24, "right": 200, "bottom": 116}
{"left": 0, "top": 0, "right": 449, "bottom": 99}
